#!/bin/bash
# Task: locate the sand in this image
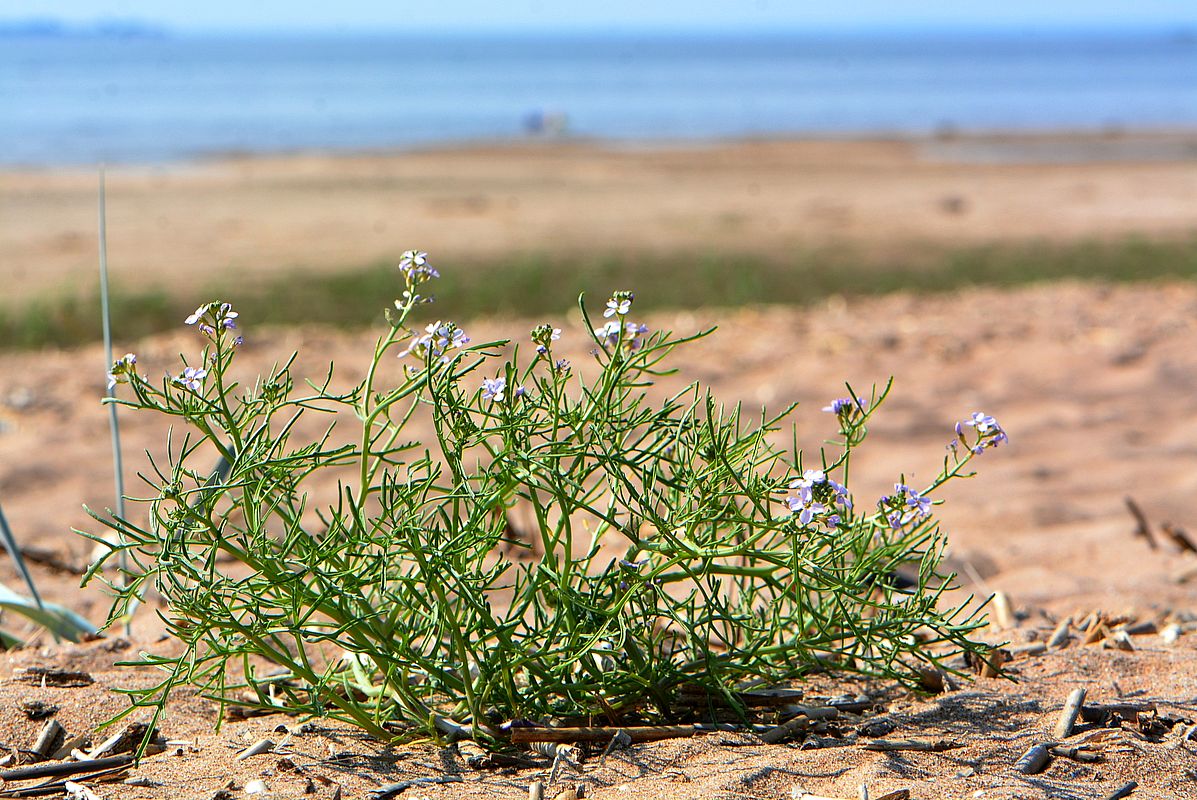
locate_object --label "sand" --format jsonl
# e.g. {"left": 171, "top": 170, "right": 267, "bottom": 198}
{"left": 1, "top": 135, "right": 1197, "bottom": 798}
{"left": 3, "top": 131, "right": 1197, "bottom": 303}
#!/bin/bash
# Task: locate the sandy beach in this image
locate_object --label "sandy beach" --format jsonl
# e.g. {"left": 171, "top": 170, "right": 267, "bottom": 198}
{"left": 3, "top": 131, "right": 1197, "bottom": 304}
{"left": 1, "top": 134, "right": 1197, "bottom": 797}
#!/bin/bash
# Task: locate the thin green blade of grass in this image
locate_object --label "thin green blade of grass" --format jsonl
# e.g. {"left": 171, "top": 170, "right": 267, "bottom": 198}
{"left": 0, "top": 581, "right": 97, "bottom": 642}
{"left": 0, "top": 497, "right": 47, "bottom": 612}
{"left": 98, "top": 167, "right": 131, "bottom": 636}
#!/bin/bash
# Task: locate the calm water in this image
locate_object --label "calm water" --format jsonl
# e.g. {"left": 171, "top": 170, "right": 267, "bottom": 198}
{"left": 3, "top": 30, "right": 1196, "bottom": 165}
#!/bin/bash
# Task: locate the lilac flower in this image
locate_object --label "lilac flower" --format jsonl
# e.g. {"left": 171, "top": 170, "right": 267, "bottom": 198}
{"left": 174, "top": 366, "right": 208, "bottom": 392}
{"left": 604, "top": 291, "right": 634, "bottom": 318}
{"left": 514, "top": 386, "right": 527, "bottom": 399}
{"left": 789, "top": 469, "right": 826, "bottom": 502}
{"left": 482, "top": 377, "right": 505, "bottom": 403}
{"left": 624, "top": 321, "right": 649, "bottom": 350}
{"left": 957, "top": 411, "right": 1008, "bottom": 454}
{"left": 823, "top": 395, "right": 867, "bottom": 415}
{"left": 906, "top": 488, "right": 932, "bottom": 518}
{"left": 398, "top": 250, "right": 439, "bottom": 281}
{"left": 785, "top": 468, "right": 850, "bottom": 530}
{"left": 531, "top": 324, "right": 562, "bottom": 355}
{"left": 826, "top": 477, "right": 853, "bottom": 510}
{"left": 882, "top": 482, "right": 933, "bottom": 528}
{"left": 402, "top": 320, "right": 470, "bottom": 363}
{"left": 185, "top": 301, "right": 240, "bottom": 339}
{"left": 106, "top": 353, "right": 137, "bottom": 390}
{"left": 963, "top": 412, "right": 999, "bottom": 434}
{"left": 594, "top": 320, "right": 623, "bottom": 346}
{"left": 554, "top": 358, "right": 572, "bottom": 374}
{"left": 218, "top": 303, "right": 238, "bottom": 330}
{"left": 185, "top": 305, "right": 209, "bottom": 326}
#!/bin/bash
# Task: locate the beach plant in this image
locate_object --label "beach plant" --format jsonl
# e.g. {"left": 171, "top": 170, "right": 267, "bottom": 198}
{"left": 0, "top": 498, "right": 98, "bottom": 646}
{"left": 84, "top": 252, "right": 1007, "bottom": 745}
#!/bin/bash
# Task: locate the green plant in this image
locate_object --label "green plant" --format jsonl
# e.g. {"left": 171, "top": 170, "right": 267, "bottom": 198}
{"left": 86, "top": 252, "right": 1006, "bottom": 745}
{"left": 0, "top": 498, "right": 98, "bottom": 646}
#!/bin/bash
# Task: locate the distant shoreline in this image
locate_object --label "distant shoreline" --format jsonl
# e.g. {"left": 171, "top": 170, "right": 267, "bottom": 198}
{"left": 7, "top": 128, "right": 1197, "bottom": 171}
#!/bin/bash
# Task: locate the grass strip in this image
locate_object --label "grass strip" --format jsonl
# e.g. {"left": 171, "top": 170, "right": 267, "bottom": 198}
{"left": 2, "top": 235, "right": 1195, "bottom": 351}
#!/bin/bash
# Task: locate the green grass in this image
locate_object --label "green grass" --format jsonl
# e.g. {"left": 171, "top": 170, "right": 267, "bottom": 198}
{"left": 3, "top": 235, "right": 1196, "bottom": 351}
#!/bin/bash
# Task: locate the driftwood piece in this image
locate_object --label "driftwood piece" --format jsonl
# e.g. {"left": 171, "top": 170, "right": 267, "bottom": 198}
{"left": 1014, "top": 742, "right": 1051, "bottom": 774}
{"left": 677, "top": 684, "right": 806, "bottom": 707}
{"left": 87, "top": 723, "right": 152, "bottom": 759}
{"left": 511, "top": 725, "right": 699, "bottom": 744}
{"left": 30, "top": 721, "right": 65, "bottom": 761}
{"left": 1162, "top": 522, "right": 1197, "bottom": 554}
{"left": 761, "top": 716, "right": 817, "bottom": 745}
{"left": 1006, "top": 642, "right": 1046, "bottom": 658}
{"left": 1124, "top": 497, "right": 1156, "bottom": 549}
{"left": 234, "top": 739, "right": 275, "bottom": 761}
{"left": 1104, "top": 781, "right": 1137, "bottom": 800}
{"left": 368, "top": 775, "right": 463, "bottom": 799}
{"left": 1047, "top": 617, "right": 1072, "bottom": 649}
{"left": 1048, "top": 743, "right": 1104, "bottom": 763}
{"left": 990, "top": 591, "right": 1014, "bottom": 629}
{"left": 13, "top": 668, "right": 94, "bottom": 688}
{"left": 1054, "top": 688, "right": 1087, "bottom": 739}
{"left": 862, "top": 738, "right": 960, "bottom": 753}
{"left": 1080, "top": 702, "right": 1156, "bottom": 725}
{"left": 0, "top": 755, "right": 139, "bottom": 783}
{"left": 792, "top": 789, "right": 908, "bottom": 800}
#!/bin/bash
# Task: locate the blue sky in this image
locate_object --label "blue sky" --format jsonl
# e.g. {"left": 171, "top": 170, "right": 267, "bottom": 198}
{"left": 11, "top": 0, "right": 1197, "bottom": 33}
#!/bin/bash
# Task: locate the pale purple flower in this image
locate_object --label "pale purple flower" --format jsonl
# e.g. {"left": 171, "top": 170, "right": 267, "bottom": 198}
{"left": 958, "top": 412, "right": 1007, "bottom": 453}
{"left": 906, "top": 489, "right": 932, "bottom": 518}
{"left": 554, "top": 358, "right": 572, "bottom": 374}
{"left": 883, "top": 482, "right": 932, "bottom": 527}
{"left": 595, "top": 320, "right": 623, "bottom": 346}
{"left": 604, "top": 293, "right": 633, "bottom": 317}
{"left": 823, "top": 395, "right": 867, "bottom": 415}
{"left": 184, "top": 304, "right": 208, "bottom": 325}
{"left": 186, "top": 301, "right": 240, "bottom": 338}
{"left": 402, "top": 320, "right": 470, "bottom": 363}
{"left": 174, "top": 366, "right": 208, "bottom": 392}
{"left": 398, "top": 250, "right": 439, "bottom": 281}
{"left": 482, "top": 377, "right": 505, "bottom": 403}
{"left": 963, "top": 412, "right": 999, "bottom": 434}
{"left": 514, "top": 386, "right": 527, "bottom": 399}
{"left": 827, "top": 477, "right": 852, "bottom": 509}
{"left": 797, "top": 501, "right": 826, "bottom": 526}
{"left": 789, "top": 469, "right": 826, "bottom": 502}
{"left": 106, "top": 353, "right": 137, "bottom": 390}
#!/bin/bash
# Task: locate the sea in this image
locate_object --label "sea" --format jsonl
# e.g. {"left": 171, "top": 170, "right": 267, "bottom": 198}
{"left": 2, "top": 28, "right": 1196, "bottom": 166}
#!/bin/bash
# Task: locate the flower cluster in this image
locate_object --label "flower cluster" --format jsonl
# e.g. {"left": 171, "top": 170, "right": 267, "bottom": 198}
{"left": 398, "top": 250, "right": 439, "bottom": 283}
{"left": 823, "top": 395, "right": 867, "bottom": 417}
{"left": 185, "top": 302, "right": 241, "bottom": 344}
{"left": 401, "top": 320, "right": 470, "bottom": 363}
{"left": 604, "top": 291, "right": 634, "bottom": 317}
{"left": 878, "top": 482, "right": 933, "bottom": 529}
{"left": 531, "top": 324, "right": 562, "bottom": 356}
{"left": 106, "top": 353, "right": 138, "bottom": 391}
{"left": 954, "top": 412, "right": 1008, "bottom": 455}
{"left": 784, "top": 468, "right": 852, "bottom": 529}
{"left": 481, "top": 377, "right": 505, "bottom": 403}
{"left": 595, "top": 320, "right": 650, "bottom": 352}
